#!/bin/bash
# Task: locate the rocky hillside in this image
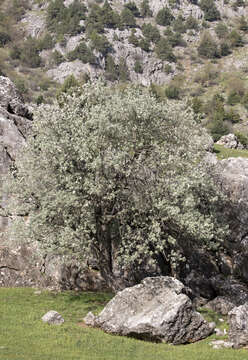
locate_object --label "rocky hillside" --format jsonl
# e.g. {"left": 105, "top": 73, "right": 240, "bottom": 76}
{"left": 1, "top": 0, "right": 248, "bottom": 135}
{"left": 1, "top": 0, "right": 248, "bottom": 142}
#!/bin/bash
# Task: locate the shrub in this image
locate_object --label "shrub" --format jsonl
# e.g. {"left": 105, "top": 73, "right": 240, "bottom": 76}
{"left": 139, "top": 37, "right": 150, "bottom": 52}
{"left": 142, "top": 23, "right": 160, "bottom": 43}
{"left": 52, "top": 50, "right": 65, "bottom": 65}
{"left": 38, "top": 33, "right": 54, "bottom": 51}
{"left": 165, "top": 84, "right": 180, "bottom": 99}
{"left": 67, "top": 42, "right": 96, "bottom": 64}
{"left": 124, "top": 2, "right": 140, "bottom": 17}
{"left": 185, "top": 16, "right": 199, "bottom": 30}
{"left": 0, "top": 31, "right": 11, "bottom": 47}
{"left": 134, "top": 59, "right": 143, "bottom": 73}
{"left": 20, "top": 37, "right": 41, "bottom": 68}
{"left": 140, "top": 0, "right": 152, "bottom": 17}
{"left": 227, "top": 90, "right": 242, "bottom": 105}
{"left": 57, "top": 75, "right": 79, "bottom": 96}
{"left": 128, "top": 29, "right": 139, "bottom": 46}
{"left": 235, "top": 131, "right": 248, "bottom": 147}
{"left": 215, "top": 22, "right": 228, "bottom": 39}
{"left": 105, "top": 54, "right": 119, "bottom": 81}
{"left": 173, "top": 15, "right": 186, "bottom": 33}
{"left": 156, "top": 7, "right": 174, "bottom": 26}
{"left": 198, "top": 32, "right": 220, "bottom": 58}
{"left": 200, "top": 0, "right": 221, "bottom": 22}
{"left": 7, "top": 81, "right": 228, "bottom": 282}
{"left": 228, "top": 30, "right": 243, "bottom": 47}
{"left": 90, "top": 31, "right": 112, "bottom": 57}
{"left": 155, "top": 37, "right": 176, "bottom": 62}
{"left": 121, "top": 7, "right": 136, "bottom": 27}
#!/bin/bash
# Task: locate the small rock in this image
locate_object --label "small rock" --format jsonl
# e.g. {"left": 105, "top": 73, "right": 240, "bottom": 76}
{"left": 84, "top": 311, "right": 96, "bottom": 326}
{"left": 210, "top": 340, "right": 234, "bottom": 349}
{"left": 42, "top": 310, "right": 64, "bottom": 325}
{"left": 214, "top": 328, "right": 225, "bottom": 337}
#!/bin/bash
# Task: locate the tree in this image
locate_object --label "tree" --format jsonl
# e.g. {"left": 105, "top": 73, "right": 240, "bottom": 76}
{"left": 7, "top": 82, "right": 228, "bottom": 286}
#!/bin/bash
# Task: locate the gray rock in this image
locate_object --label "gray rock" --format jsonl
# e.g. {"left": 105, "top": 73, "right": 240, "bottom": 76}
{"left": 206, "top": 296, "right": 236, "bottom": 315}
{"left": 84, "top": 311, "right": 96, "bottom": 327}
{"left": 214, "top": 328, "right": 226, "bottom": 337}
{"left": 92, "top": 277, "right": 214, "bottom": 344}
{"left": 228, "top": 303, "right": 248, "bottom": 348}
{"left": 216, "top": 133, "right": 244, "bottom": 149}
{"left": 42, "top": 310, "right": 64, "bottom": 325}
{"left": 209, "top": 340, "right": 234, "bottom": 349}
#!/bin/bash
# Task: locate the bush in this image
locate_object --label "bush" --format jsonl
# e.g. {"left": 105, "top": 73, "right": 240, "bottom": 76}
{"left": 7, "top": 81, "right": 228, "bottom": 282}
{"left": 20, "top": 37, "right": 41, "bottom": 68}
{"left": 47, "top": 0, "right": 86, "bottom": 36}
{"left": 134, "top": 59, "right": 143, "bottom": 73}
{"left": 235, "top": 131, "right": 248, "bottom": 147}
{"left": 185, "top": 16, "right": 199, "bottom": 30}
{"left": 200, "top": 0, "right": 221, "bottom": 22}
{"left": 198, "top": 32, "right": 220, "bottom": 58}
{"left": 121, "top": 7, "right": 136, "bottom": 27}
{"left": 155, "top": 37, "right": 176, "bottom": 62}
{"left": 228, "top": 30, "right": 243, "bottom": 47}
{"left": 90, "top": 31, "right": 112, "bottom": 57}
{"left": 52, "top": 50, "right": 65, "bottom": 65}
{"left": 68, "top": 42, "right": 96, "bottom": 64}
{"left": 139, "top": 37, "right": 150, "bottom": 52}
{"left": 105, "top": 54, "right": 119, "bottom": 81}
{"left": 124, "top": 2, "right": 140, "bottom": 17}
{"left": 142, "top": 23, "right": 160, "bottom": 43}
{"left": 128, "top": 29, "right": 139, "bottom": 46}
{"left": 156, "top": 7, "right": 174, "bottom": 26}
{"left": 173, "top": 15, "right": 186, "bottom": 33}
{"left": 215, "top": 22, "right": 228, "bottom": 39}
{"left": 0, "top": 31, "right": 11, "bottom": 47}
{"left": 140, "top": 0, "right": 152, "bottom": 17}
{"left": 227, "top": 90, "right": 242, "bottom": 105}
{"left": 165, "top": 84, "right": 180, "bottom": 99}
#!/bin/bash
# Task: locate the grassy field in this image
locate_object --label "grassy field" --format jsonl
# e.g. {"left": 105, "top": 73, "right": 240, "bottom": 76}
{"left": 214, "top": 144, "right": 248, "bottom": 160}
{"left": 0, "top": 288, "right": 248, "bottom": 360}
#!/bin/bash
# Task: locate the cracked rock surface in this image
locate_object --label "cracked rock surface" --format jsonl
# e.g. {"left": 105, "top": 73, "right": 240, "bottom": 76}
{"left": 88, "top": 276, "right": 214, "bottom": 344}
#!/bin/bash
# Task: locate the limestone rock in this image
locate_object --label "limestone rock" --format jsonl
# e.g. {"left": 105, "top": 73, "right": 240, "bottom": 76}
{"left": 209, "top": 340, "right": 233, "bottom": 349}
{"left": 216, "top": 133, "right": 244, "bottom": 149}
{"left": 215, "top": 158, "right": 248, "bottom": 282}
{"left": 42, "top": 311, "right": 64, "bottom": 325}
{"left": 92, "top": 277, "right": 214, "bottom": 344}
{"left": 84, "top": 312, "right": 96, "bottom": 327}
{"left": 228, "top": 303, "right": 248, "bottom": 348}
{"left": 206, "top": 296, "right": 236, "bottom": 315}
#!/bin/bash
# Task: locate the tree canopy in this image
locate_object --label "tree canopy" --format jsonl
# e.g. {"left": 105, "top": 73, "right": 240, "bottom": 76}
{"left": 7, "top": 81, "right": 228, "bottom": 285}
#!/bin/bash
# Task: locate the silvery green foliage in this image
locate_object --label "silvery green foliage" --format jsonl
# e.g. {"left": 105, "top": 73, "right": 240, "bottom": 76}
{"left": 7, "top": 81, "right": 228, "bottom": 277}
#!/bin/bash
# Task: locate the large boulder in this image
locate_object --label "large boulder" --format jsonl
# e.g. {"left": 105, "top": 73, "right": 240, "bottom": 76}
{"left": 216, "top": 157, "right": 248, "bottom": 282}
{"left": 84, "top": 277, "right": 214, "bottom": 344}
{"left": 228, "top": 303, "right": 248, "bottom": 348}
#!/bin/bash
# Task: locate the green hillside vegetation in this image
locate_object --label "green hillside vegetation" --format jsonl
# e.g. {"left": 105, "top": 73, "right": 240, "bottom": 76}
{"left": 0, "top": 287, "right": 247, "bottom": 360}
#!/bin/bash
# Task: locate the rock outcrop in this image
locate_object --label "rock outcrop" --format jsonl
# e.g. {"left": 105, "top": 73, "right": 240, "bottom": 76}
{"left": 216, "top": 134, "right": 244, "bottom": 149}
{"left": 228, "top": 303, "right": 248, "bottom": 348}
{"left": 84, "top": 277, "right": 215, "bottom": 344}
{"left": 0, "top": 76, "right": 32, "bottom": 234}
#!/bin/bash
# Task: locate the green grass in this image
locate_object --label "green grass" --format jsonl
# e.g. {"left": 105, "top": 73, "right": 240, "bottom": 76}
{"left": 214, "top": 143, "right": 248, "bottom": 159}
{"left": 0, "top": 288, "right": 248, "bottom": 360}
